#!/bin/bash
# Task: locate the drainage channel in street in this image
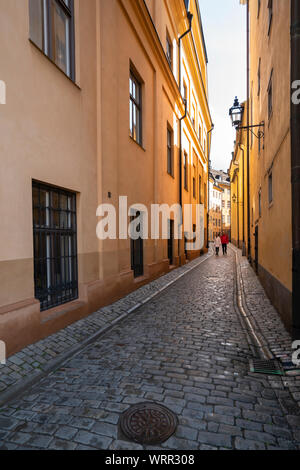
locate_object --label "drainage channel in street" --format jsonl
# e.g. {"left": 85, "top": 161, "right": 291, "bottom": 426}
{"left": 233, "top": 247, "right": 300, "bottom": 378}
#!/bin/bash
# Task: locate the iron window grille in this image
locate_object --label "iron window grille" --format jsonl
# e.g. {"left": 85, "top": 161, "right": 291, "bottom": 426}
{"left": 29, "top": 0, "right": 75, "bottom": 81}
{"left": 32, "top": 181, "right": 78, "bottom": 311}
{"left": 130, "top": 71, "right": 142, "bottom": 145}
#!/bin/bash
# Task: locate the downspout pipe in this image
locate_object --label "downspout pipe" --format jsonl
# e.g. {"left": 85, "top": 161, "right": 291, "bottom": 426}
{"left": 178, "top": 11, "right": 193, "bottom": 265}
{"left": 291, "top": 0, "right": 300, "bottom": 340}
{"left": 246, "top": 0, "right": 251, "bottom": 262}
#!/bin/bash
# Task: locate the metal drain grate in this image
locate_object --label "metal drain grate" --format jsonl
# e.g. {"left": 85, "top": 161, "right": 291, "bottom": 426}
{"left": 119, "top": 402, "right": 178, "bottom": 445}
{"left": 249, "top": 358, "right": 284, "bottom": 375}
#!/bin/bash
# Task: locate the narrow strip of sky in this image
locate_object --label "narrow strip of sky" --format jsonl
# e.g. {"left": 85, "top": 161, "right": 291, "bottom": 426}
{"left": 199, "top": 0, "right": 246, "bottom": 172}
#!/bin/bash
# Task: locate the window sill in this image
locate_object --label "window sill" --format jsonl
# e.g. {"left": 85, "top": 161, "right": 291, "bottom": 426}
{"left": 268, "top": 201, "right": 274, "bottom": 209}
{"left": 29, "top": 39, "right": 81, "bottom": 90}
{"left": 129, "top": 135, "right": 146, "bottom": 152}
{"left": 167, "top": 172, "right": 175, "bottom": 179}
{"left": 40, "top": 298, "right": 85, "bottom": 324}
{"left": 133, "top": 274, "right": 148, "bottom": 284}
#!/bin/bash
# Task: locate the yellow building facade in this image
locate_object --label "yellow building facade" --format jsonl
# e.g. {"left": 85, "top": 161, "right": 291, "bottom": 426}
{"left": 229, "top": 102, "right": 248, "bottom": 254}
{"left": 0, "top": 0, "right": 212, "bottom": 355}
{"left": 230, "top": 0, "right": 298, "bottom": 333}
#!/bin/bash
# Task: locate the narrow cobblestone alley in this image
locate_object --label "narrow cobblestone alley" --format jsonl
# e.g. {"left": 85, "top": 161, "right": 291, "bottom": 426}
{"left": 0, "top": 249, "right": 300, "bottom": 451}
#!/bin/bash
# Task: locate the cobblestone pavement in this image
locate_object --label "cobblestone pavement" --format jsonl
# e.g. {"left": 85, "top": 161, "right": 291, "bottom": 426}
{"left": 0, "top": 251, "right": 212, "bottom": 400}
{"left": 0, "top": 248, "right": 300, "bottom": 450}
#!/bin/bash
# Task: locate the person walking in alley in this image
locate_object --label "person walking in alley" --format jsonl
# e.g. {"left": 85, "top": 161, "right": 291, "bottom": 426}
{"left": 221, "top": 232, "right": 229, "bottom": 255}
{"left": 214, "top": 234, "right": 221, "bottom": 256}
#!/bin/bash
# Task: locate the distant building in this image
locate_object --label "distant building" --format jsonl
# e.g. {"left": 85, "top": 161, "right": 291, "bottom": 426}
{"left": 209, "top": 170, "right": 231, "bottom": 241}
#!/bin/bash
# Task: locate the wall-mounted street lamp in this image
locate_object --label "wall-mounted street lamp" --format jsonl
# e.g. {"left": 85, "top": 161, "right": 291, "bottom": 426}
{"left": 229, "top": 96, "right": 265, "bottom": 142}
{"left": 232, "top": 193, "right": 237, "bottom": 204}
{"left": 229, "top": 97, "right": 264, "bottom": 260}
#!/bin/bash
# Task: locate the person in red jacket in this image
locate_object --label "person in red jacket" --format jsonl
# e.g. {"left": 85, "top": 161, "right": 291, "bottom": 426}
{"left": 221, "top": 232, "right": 229, "bottom": 255}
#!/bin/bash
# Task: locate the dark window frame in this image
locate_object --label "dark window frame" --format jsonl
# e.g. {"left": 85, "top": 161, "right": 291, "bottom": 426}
{"left": 268, "top": 70, "right": 273, "bottom": 120}
{"left": 166, "top": 31, "right": 173, "bottom": 69}
{"left": 32, "top": 180, "right": 78, "bottom": 312}
{"left": 268, "top": 172, "right": 273, "bottom": 204}
{"left": 129, "top": 69, "right": 143, "bottom": 146}
{"left": 257, "top": 58, "right": 261, "bottom": 96}
{"left": 167, "top": 124, "right": 174, "bottom": 177}
{"left": 184, "top": 151, "right": 188, "bottom": 191}
{"left": 268, "top": 0, "right": 273, "bottom": 36}
{"left": 183, "top": 81, "right": 188, "bottom": 106}
{"left": 192, "top": 104, "right": 196, "bottom": 128}
{"left": 259, "top": 188, "right": 262, "bottom": 217}
{"left": 29, "top": 0, "right": 75, "bottom": 81}
{"left": 199, "top": 175, "right": 202, "bottom": 204}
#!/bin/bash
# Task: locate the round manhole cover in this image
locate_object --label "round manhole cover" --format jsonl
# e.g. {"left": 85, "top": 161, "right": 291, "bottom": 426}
{"left": 119, "top": 402, "right": 178, "bottom": 445}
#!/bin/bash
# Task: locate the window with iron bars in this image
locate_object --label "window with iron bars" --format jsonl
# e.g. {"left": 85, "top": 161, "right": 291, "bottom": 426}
{"left": 32, "top": 181, "right": 78, "bottom": 311}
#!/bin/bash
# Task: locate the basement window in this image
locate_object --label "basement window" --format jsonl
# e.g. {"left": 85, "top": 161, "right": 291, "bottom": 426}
{"left": 32, "top": 181, "right": 78, "bottom": 311}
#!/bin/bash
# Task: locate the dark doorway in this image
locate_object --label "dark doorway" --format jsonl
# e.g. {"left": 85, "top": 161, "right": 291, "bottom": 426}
{"left": 255, "top": 225, "right": 259, "bottom": 273}
{"left": 131, "top": 212, "right": 144, "bottom": 278}
{"left": 168, "top": 219, "right": 174, "bottom": 265}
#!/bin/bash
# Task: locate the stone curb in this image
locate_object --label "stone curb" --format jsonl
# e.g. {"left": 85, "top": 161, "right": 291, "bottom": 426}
{"left": 0, "top": 252, "right": 213, "bottom": 408}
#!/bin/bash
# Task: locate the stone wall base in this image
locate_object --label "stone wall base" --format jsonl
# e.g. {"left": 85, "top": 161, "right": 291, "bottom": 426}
{"left": 0, "top": 254, "right": 204, "bottom": 357}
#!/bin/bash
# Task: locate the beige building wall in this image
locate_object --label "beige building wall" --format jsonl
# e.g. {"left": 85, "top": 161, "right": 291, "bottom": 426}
{"left": 0, "top": 0, "right": 212, "bottom": 355}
